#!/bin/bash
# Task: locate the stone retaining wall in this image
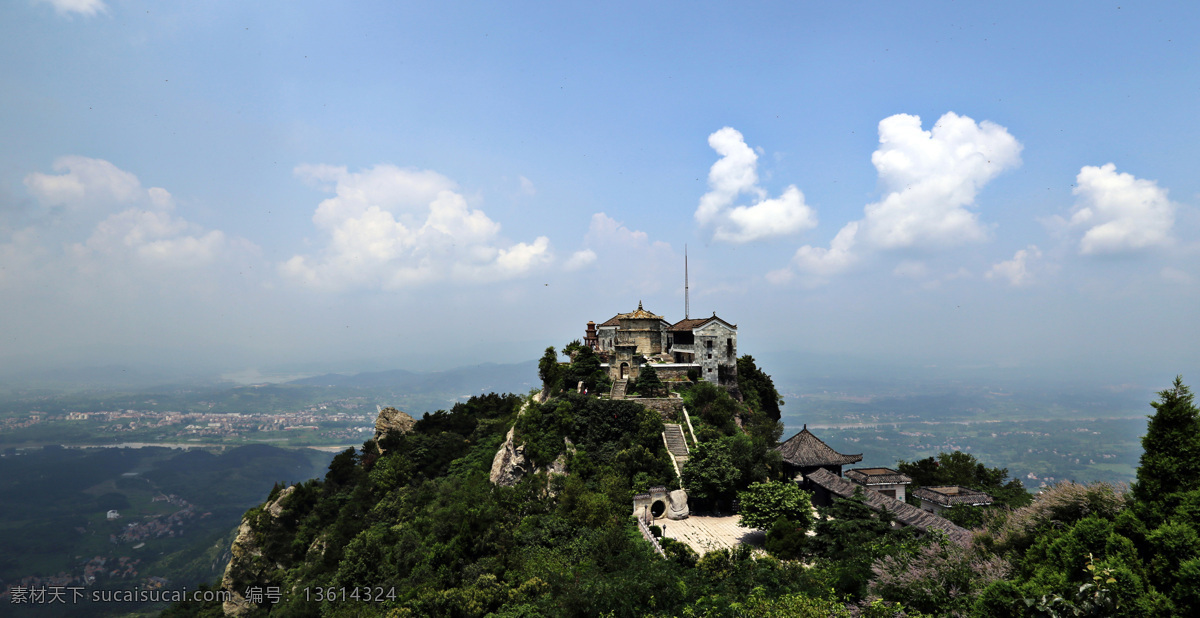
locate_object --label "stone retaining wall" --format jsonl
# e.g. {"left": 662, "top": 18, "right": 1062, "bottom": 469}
{"left": 627, "top": 397, "right": 684, "bottom": 419}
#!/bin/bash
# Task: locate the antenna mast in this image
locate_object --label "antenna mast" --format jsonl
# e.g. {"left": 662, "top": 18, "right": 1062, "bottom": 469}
{"left": 684, "top": 245, "right": 689, "bottom": 319}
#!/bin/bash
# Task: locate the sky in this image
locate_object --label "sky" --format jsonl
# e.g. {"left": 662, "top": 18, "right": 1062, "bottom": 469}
{"left": 1, "top": 1, "right": 1198, "bottom": 387}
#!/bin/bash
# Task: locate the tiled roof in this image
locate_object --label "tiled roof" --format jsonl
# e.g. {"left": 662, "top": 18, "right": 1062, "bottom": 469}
{"left": 669, "top": 314, "right": 737, "bottom": 331}
{"left": 599, "top": 314, "right": 625, "bottom": 327}
{"left": 913, "top": 486, "right": 994, "bottom": 507}
{"left": 669, "top": 318, "right": 709, "bottom": 331}
{"left": 806, "top": 468, "right": 972, "bottom": 546}
{"left": 845, "top": 468, "right": 913, "bottom": 486}
{"left": 626, "top": 301, "right": 662, "bottom": 320}
{"left": 776, "top": 427, "right": 863, "bottom": 467}
{"left": 600, "top": 302, "right": 663, "bottom": 326}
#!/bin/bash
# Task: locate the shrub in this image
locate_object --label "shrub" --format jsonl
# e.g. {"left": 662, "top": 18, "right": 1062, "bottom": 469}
{"left": 870, "top": 536, "right": 1010, "bottom": 616}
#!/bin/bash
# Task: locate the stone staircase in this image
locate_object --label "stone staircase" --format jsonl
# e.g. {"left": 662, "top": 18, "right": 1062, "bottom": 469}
{"left": 662, "top": 423, "right": 690, "bottom": 481}
{"left": 610, "top": 379, "right": 628, "bottom": 400}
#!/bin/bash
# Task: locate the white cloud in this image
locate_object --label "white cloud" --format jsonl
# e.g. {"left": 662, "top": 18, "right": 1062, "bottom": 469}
{"left": 574, "top": 212, "right": 676, "bottom": 294}
{"left": 25, "top": 156, "right": 148, "bottom": 212}
{"left": 781, "top": 112, "right": 1021, "bottom": 282}
{"left": 71, "top": 209, "right": 242, "bottom": 269}
{"left": 986, "top": 245, "right": 1042, "bottom": 286}
{"left": 695, "top": 127, "right": 817, "bottom": 243}
{"left": 790, "top": 221, "right": 860, "bottom": 279}
{"left": 37, "top": 0, "right": 106, "bottom": 17}
{"left": 23, "top": 156, "right": 250, "bottom": 269}
{"left": 584, "top": 212, "right": 669, "bottom": 251}
{"left": 1068, "top": 163, "right": 1175, "bottom": 255}
{"left": 564, "top": 249, "right": 597, "bottom": 270}
{"left": 283, "top": 163, "right": 552, "bottom": 290}
{"left": 862, "top": 112, "right": 1021, "bottom": 249}
{"left": 0, "top": 228, "right": 48, "bottom": 289}
{"left": 519, "top": 176, "right": 537, "bottom": 196}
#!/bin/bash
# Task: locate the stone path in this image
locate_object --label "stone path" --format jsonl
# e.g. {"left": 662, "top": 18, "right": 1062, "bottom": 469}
{"left": 658, "top": 514, "right": 764, "bottom": 556}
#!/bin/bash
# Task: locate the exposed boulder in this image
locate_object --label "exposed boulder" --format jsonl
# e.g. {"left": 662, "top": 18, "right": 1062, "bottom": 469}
{"left": 372, "top": 406, "right": 415, "bottom": 451}
{"left": 265, "top": 485, "right": 294, "bottom": 518}
{"left": 489, "top": 426, "right": 530, "bottom": 487}
{"left": 221, "top": 486, "right": 293, "bottom": 616}
{"left": 489, "top": 393, "right": 574, "bottom": 488}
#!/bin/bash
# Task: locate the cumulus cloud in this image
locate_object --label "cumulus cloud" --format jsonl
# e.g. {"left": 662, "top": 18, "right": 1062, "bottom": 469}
{"left": 986, "top": 245, "right": 1042, "bottom": 286}
{"left": 1067, "top": 163, "right": 1175, "bottom": 255}
{"left": 573, "top": 213, "right": 676, "bottom": 293}
{"left": 71, "top": 209, "right": 240, "bottom": 270}
{"left": 791, "top": 221, "right": 860, "bottom": 278}
{"left": 23, "top": 156, "right": 250, "bottom": 269}
{"left": 779, "top": 112, "right": 1021, "bottom": 282}
{"left": 283, "top": 163, "right": 552, "bottom": 290}
{"left": 37, "top": 0, "right": 107, "bottom": 17}
{"left": 695, "top": 127, "right": 817, "bottom": 243}
{"left": 564, "top": 249, "right": 597, "bottom": 270}
{"left": 861, "top": 112, "right": 1021, "bottom": 248}
{"left": 25, "top": 156, "right": 147, "bottom": 212}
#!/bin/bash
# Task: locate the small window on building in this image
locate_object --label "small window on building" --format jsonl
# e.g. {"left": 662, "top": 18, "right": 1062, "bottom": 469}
{"left": 726, "top": 338, "right": 732, "bottom": 357}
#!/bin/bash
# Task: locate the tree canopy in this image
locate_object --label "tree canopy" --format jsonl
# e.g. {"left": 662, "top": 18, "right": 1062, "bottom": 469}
{"left": 898, "top": 450, "right": 1031, "bottom": 510}
{"left": 737, "top": 355, "right": 783, "bottom": 422}
{"left": 1133, "top": 375, "right": 1200, "bottom": 505}
{"left": 737, "top": 481, "right": 814, "bottom": 531}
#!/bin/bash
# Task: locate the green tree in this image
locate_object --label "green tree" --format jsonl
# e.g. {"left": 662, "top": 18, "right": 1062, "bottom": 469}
{"left": 1133, "top": 376, "right": 1200, "bottom": 505}
{"left": 685, "top": 380, "right": 739, "bottom": 435}
{"left": 561, "top": 344, "right": 608, "bottom": 393}
{"left": 737, "top": 481, "right": 814, "bottom": 531}
{"left": 635, "top": 363, "right": 665, "bottom": 398}
{"left": 737, "top": 355, "right": 783, "bottom": 421}
{"left": 682, "top": 439, "right": 739, "bottom": 510}
{"left": 537, "top": 346, "right": 561, "bottom": 392}
{"left": 898, "top": 450, "right": 1031, "bottom": 509}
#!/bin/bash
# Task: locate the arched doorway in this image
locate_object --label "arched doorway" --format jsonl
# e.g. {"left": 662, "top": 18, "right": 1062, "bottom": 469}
{"left": 650, "top": 500, "right": 666, "bottom": 518}
{"left": 620, "top": 362, "right": 629, "bottom": 379}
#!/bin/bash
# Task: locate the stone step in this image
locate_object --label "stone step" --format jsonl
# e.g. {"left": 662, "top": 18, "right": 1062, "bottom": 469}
{"left": 663, "top": 424, "right": 689, "bottom": 458}
{"left": 610, "top": 379, "right": 628, "bottom": 399}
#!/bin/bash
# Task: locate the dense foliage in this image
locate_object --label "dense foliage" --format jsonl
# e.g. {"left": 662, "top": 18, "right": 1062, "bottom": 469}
{"left": 633, "top": 363, "right": 665, "bottom": 398}
{"left": 736, "top": 355, "right": 783, "bottom": 422}
{"left": 736, "top": 481, "right": 814, "bottom": 532}
{"left": 165, "top": 372, "right": 1200, "bottom": 618}
{"left": 898, "top": 450, "right": 1032, "bottom": 528}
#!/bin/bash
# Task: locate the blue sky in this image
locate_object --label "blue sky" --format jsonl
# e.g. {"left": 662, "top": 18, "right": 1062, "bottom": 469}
{"left": 2, "top": 1, "right": 1198, "bottom": 385}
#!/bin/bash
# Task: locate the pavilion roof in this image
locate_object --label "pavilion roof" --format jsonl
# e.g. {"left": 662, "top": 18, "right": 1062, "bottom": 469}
{"left": 913, "top": 486, "right": 994, "bottom": 508}
{"left": 776, "top": 427, "right": 863, "bottom": 467}
{"left": 806, "top": 468, "right": 972, "bottom": 546}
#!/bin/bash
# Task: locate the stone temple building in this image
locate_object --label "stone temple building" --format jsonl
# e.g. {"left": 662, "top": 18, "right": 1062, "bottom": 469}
{"left": 584, "top": 302, "right": 738, "bottom": 389}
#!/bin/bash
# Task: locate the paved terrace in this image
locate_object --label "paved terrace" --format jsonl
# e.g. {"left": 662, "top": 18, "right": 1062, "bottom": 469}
{"left": 659, "top": 515, "right": 764, "bottom": 556}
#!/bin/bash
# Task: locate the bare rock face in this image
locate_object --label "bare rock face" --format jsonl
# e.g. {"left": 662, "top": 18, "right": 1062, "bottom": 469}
{"left": 220, "top": 520, "right": 261, "bottom": 617}
{"left": 221, "top": 486, "right": 293, "bottom": 616}
{"left": 489, "top": 426, "right": 530, "bottom": 487}
{"left": 265, "top": 485, "right": 294, "bottom": 518}
{"left": 373, "top": 406, "right": 416, "bottom": 451}
{"left": 489, "top": 394, "right": 573, "bottom": 488}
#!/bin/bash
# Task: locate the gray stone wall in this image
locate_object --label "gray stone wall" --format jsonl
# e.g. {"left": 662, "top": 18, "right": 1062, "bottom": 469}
{"left": 626, "top": 397, "right": 684, "bottom": 419}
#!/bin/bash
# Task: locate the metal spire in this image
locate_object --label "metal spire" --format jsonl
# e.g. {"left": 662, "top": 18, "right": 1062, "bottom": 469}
{"left": 684, "top": 244, "right": 689, "bottom": 319}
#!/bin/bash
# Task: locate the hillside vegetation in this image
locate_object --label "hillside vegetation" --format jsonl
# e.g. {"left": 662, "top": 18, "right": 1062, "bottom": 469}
{"left": 164, "top": 364, "right": 1200, "bottom": 617}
